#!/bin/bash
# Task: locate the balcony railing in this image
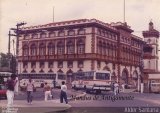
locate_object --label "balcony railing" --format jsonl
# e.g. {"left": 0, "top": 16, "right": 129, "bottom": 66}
{"left": 18, "top": 53, "right": 118, "bottom": 62}
{"left": 18, "top": 53, "right": 140, "bottom": 66}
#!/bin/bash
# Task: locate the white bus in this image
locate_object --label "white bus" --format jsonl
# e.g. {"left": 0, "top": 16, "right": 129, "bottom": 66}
{"left": 19, "top": 73, "right": 66, "bottom": 90}
{"left": 71, "top": 71, "right": 113, "bottom": 94}
{"left": 150, "top": 80, "right": 160, "bottom": 93}
{"left": 0, "top": 72, "right": 12, "bottom": 84}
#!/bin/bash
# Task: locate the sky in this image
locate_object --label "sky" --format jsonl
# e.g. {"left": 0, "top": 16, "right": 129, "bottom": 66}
{"left": 0, "top": 0, "right": 160, "bottom": 69}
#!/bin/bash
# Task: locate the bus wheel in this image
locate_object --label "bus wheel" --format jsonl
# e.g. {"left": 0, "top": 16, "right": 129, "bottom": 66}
{"left": 86, "top": 89, "right": 90, "bottom": 94}
{"left": 96, "top": 90, "right": 101, "bottom": 94}
{"left": 73, "top": 85, "right": 77, "bottom": 90}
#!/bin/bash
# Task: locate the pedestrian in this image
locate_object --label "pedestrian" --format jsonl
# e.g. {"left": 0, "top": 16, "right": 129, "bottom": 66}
{"left": 114, "top": 81, "right": 119, "bottom": 95}
{"left": 6, "top": 73, "right": 17, "bottom": 107}
{"left": 52, "top": 79, "right": 56, "bottom": 88}
{"left": 26, "top": 78, "right": 34, "bottom": 104}
{"left": 60, "top": 81, "right": 68, "bottom": 104}
{"left": 14, "top": 76, "right": 19, "bottom": 95}
{"left": 44, "top": 82, "right": 53, "bottom": 101}
{"left": 121, "top": 83, "right": 125, "bottom": 93}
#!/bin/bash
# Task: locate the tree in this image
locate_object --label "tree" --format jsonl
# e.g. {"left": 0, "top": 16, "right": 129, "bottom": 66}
{"left": 0, "top": 52, "right": 16, "bottom": 73}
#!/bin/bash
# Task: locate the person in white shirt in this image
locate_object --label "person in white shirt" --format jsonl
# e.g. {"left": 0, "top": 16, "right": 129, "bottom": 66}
{"left": 26, "top": 78, "right": 34, "bottom": 104}
{"left": 60, "top": 81, "right": 68, "bottom": 104}
{"left": 14, "top": 77, "right": 19, "bottom": 94}
{"left": 114, "top": 82, "right": 119, "bottom": 95}
{"left": 121, "top": 83, "right": 125, "bottom": 93}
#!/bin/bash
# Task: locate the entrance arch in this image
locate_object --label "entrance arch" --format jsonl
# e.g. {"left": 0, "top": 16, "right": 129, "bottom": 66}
{"left": 111, "top": 72, "right": 117, "bottom": 82}
{"left": 66, "top": 69, "right": 73, "bottom": 83}
{"left": 132, "top": 70, "right": 138, "bottom": 87}
{"left": 121, "top": 68, "right": 129, "bottom": 84}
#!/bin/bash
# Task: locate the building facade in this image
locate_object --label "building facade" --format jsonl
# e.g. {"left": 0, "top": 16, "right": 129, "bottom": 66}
{"left": 142, "top": 21, "right": 160, "bottom": 92}
{"left": 17, "top": 19, "right": 144, "bottom": 89}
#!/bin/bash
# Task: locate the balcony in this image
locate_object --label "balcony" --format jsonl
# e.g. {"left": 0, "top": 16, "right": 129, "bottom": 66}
{"left": 18, "top": 53, "right": 118, "bottom": 62}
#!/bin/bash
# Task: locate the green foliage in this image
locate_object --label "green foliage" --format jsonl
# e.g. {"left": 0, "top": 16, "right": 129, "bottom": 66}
{"left": 0, "top": 52, "right": 16, "bottom": 73}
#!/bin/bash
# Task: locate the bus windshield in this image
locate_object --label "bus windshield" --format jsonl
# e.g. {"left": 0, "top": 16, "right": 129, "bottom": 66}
{"left": 58, "top": 74, "right": 66, "bottom": 80}
{"left": 96, "top": 73, "right": 110, "bottom": 80}
{"left": 75, "top": 71, "right": 94, "bottom": 80}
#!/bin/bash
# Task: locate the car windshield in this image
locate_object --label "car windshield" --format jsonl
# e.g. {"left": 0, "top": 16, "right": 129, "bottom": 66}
{"left": 0, "top": 85, "right": 6, "bottom": 90}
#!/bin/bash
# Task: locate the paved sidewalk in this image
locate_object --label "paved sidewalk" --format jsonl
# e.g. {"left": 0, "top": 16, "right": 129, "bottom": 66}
{"left": 0, "top": 100, "right": 71, "bottom": 113}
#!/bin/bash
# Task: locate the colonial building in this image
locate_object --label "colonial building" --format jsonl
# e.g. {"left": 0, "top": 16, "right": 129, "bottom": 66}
{"left": 17, "top": 19, "right": 144, "bottom": 89}
{"left": 142, "top": 21, "right": 160, "bottom": 92}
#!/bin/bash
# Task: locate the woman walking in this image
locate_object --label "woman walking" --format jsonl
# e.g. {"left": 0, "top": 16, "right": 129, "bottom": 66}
{"left": 26, "top": 78, "right": 34, "bottom": 104}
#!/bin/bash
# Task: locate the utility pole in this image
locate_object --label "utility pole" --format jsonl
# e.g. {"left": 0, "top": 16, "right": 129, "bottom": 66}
{"left": 16, "top": 22, "right": 27, "bottom": 56}
{"left": 10, "top": 22, "right": 27, "bottom": 74}
{"left": 8, "top": 31, "right": 11, "bottom": 54}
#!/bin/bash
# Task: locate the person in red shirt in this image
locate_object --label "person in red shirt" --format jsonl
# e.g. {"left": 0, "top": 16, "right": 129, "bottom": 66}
{"left": 6, "top": 74, "right": 17, "bottom": 107}
{"left": 44, "top": 82, "right": 53, "bottom": 101}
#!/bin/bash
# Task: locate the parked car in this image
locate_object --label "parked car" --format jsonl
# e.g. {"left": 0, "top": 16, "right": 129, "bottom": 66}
{"left": 0, "top": 84, "right": 7, "bottom": 99}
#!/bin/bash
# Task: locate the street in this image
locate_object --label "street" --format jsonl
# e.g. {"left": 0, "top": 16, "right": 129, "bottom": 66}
{"left": 70, "top": 91, "right": 160, "bottom": 107}
{"left": 1, "top": 88, "right": 160, "bottom": 113}
{"left": 13, "top": 88, "right": 160, "bottom": 107}
{"left": 14, "top": 87, "right": 83, "bottom": 101}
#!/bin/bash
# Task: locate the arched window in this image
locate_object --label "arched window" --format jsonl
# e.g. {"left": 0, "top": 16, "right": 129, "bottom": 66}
{"left": 24, "top": 35, "right": 30, "bottom": 39}
{"left": 49, "top": 32, "right": 55, "bottom": 38}
{"left": 48, "top": 42, "right": 55, "bottom": 55}
{"left": 39, "top": 43, "right": 46, "bottom": 55}
{"left": 148, "top": 60, "right": 151, "bottom": 69}
{"left": 110, "top": 44, "right": 113, "bottom": 57}
{"left": 106, "top": 43, "right": 109, "bottom": 56}
{"left": 40, "top": 33, "right": 46, "bottom": 38}
{"left": 68, "top": 30, "right": 75, "bottom": 36}
{"left": 112, "top": 45, "right": 115, "bottom": 58}
{"left": 57, "top": 41, "right": 64, "bottom": 55}
{"left": 67, "top": 41, "right": 75, "bottom": 54}
{"left": 30, "top": 44, "right": 37, "bottom": 55}
{"left": 32, "top": 34, "right": 38, "bottom": 38}
{"left": 58, "top": 31, "right": 65, "bottom": 37}
{"left": 122, "top": 68, "right": 129, "bottom": 84}
{"left": 78, "top": 29, "right": 85, "bottom": 35}
{"left": 108, "top": 44, "right": 112, "bottom": 57}
{"left": 98, "top": 41, "right": 102, "bottom": 54}
{"left": 102, "top": 42, "right": 106, "bottom": 55}
{"left": 77, "top": 39, "right": 85, "bottom": 54}
{"left": 97, "top": 29, "right": 101, "bottom": 35}
{"left": 23, "top": 45, "right": 29, "bottom": 56}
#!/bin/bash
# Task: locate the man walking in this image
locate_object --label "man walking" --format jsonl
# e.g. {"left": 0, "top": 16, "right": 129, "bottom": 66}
{"left": 6, "top": 74, "right": 17, "bottom": 107}
{"left": 26, "top": 78, "right": 34, "bottom": 104}
{"left": 114, "top": 81, "right": 119, "bottom": 95}
{"left": 44, "top": 82, "right": 53, "bottom": 101}
{"left": 60, "top": 81, "right": 68, "bottom": 104}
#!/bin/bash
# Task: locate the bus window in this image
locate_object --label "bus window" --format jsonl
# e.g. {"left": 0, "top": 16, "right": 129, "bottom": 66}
{"left": 96, "top": 73, "right": 110, "bottom": 80}
{"left": 151, "top": 84, "right": 156, "bottom": 87}
{"left": 84, "top": 72, "right": 94, "bottom": 80}
{"left": 58, "top": 74, "right": 66, "bottom": 80}
{"left": 151, "top": 80, "right": 155, "bottom": 83}
{"left": 75, "top": 72, "right": 85, "bottom": 80}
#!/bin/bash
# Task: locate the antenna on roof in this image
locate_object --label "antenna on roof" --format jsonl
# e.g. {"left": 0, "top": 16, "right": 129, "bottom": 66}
{"left": 123, "top": 0, "right": 126, "bottom": 23}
